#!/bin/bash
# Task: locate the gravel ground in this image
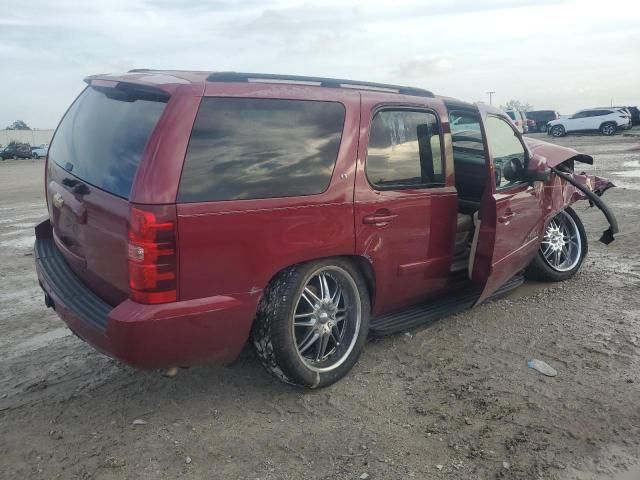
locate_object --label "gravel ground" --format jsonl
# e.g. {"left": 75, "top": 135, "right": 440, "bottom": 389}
{"left": 0, "top": 131, "right": 639, "bottom": 480}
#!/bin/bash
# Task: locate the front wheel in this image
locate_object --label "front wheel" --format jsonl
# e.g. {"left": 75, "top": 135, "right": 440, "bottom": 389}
{"left": 550, "top": 125, "right": 566, "bottom": 137}
{"left": 525, "top": 207, "right": 587, "bottom": 282}
{"left": 601, "top": 122, "right": 616, "bottom": 136}
{"left": 252, "top": 259, "right": 370, "bottom": 388}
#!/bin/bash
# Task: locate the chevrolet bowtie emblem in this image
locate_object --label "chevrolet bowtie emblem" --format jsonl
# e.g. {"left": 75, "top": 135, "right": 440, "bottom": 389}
{"left": 52, "top": 192, "right": 64, "bottom": 209}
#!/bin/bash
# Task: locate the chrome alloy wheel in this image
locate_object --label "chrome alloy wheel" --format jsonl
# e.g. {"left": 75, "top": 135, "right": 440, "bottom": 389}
{"left": 540, "top": 210, "right": 582, "bottom": 272}
{"left": 602, "top": 123, "right": 616, "bottom": 135}
{"left": 292, "top": 266, "right": 361, "bottom": 373}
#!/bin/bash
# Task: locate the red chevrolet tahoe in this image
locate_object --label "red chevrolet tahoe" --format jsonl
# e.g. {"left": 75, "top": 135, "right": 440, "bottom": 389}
{"left": 34, "top": 71, "right": 617, "bottom": 387}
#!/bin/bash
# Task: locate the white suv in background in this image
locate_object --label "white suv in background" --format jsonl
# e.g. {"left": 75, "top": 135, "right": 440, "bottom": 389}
{"left": 547, "top": 108, "right": 628, "bottom": 137}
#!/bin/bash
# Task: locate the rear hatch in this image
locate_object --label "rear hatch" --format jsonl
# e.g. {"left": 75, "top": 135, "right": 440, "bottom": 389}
{"left": 46, "top": 83, "right": 169, "bottom": 306}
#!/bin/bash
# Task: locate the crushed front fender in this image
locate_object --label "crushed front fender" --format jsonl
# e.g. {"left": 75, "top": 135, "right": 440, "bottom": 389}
{"left": 550, "top": 167, "right": 619, "bottom": 244}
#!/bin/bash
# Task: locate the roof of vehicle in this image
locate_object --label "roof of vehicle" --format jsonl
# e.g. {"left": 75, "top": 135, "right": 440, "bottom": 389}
{"left": 577, "top": 107, "right": 616, "bottom": 112}
{"left": 439, "top": 95, "right": 478, "bottom": 111}
{"left": 589, "top": 106, "right": 627, "bottom": 110}
{"left": 86, "top": 69, "right": 435, "bottom": 99}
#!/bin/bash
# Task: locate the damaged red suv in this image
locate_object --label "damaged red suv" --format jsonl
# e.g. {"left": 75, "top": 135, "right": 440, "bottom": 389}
{"left": 35, "top": 71, "right": 618, "bottom": 387}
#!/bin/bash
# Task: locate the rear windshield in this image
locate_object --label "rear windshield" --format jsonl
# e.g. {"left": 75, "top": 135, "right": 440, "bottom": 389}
{"left": 49, "top": 85, "right": 168, "bottom": 199}
{"left": 178, "top": 98, "right": 345, "bottom": 203}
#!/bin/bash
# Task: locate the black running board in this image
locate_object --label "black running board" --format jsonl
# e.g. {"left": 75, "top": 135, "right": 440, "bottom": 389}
{"left": 369, "top": 275, "right": 524, "bottom": 336}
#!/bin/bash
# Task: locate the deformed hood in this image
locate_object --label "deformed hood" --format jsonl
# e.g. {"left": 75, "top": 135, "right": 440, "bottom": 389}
{"left": 524, "top": 137, "right": 594, "bottom": 168}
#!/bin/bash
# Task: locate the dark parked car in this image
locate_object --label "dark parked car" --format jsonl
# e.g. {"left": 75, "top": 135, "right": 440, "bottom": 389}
{"left": 624, "top": 106, "right": 639, "bottom": 126}
{"left": 1, "top": 143, "right": 32, "bottom": 160}
{"left": 526, "top": 110, "right": 560, "bottom": 132}
{"left": 34, "top": 71, "right": 618, "bottom": 387}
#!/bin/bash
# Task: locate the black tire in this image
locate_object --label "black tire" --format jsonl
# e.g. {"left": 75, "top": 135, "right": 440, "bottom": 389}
{"left": 525, "top": 207, "right": 588, "bottom": 282}
{"left": 600, "top": 122, "right": 616, "bottom": 136}
{"left": 550, "top": 125, "right": 565, "bottom": 137}
{"left": 538, "top": 123, "right": 547, "bottom": 133}
{"left": 252, "top": 258, "right": 370, "bottom": 388}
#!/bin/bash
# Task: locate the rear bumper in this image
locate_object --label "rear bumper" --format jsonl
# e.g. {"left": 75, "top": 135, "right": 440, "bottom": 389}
{"left": 34, "top": 220, "right": 259, "bottom": 368}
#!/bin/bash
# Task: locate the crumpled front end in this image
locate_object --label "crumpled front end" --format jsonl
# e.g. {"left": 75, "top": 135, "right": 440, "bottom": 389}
{"left": 524, "top": 136, "right": 619, "bottom": 244}
{"left": 551, "top": 167, "right": 618, "bottom": 244}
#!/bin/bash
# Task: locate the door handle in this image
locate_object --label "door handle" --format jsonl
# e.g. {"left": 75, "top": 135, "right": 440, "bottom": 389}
{"left": 48, "top": 181, "right": 87, "bottom": 224}
{"left": 498, "top": 209, "right": 515, "bottom": 224}
{"left": 363, "top": 212, "right": 398, "bottom": 225}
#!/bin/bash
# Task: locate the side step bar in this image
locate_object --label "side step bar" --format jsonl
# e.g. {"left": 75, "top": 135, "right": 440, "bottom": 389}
{"left": 369, "top": 275, "right": 524, "bottom": 336}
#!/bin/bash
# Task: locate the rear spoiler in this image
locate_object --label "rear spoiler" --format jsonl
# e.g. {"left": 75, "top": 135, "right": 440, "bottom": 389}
{"left": 84, "top": 78, "right": 170, "bottom": 103}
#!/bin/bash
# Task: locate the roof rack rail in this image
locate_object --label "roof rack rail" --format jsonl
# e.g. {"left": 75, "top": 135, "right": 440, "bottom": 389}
{"left": 206, "top": 72, "right": 434, "bottom": 98}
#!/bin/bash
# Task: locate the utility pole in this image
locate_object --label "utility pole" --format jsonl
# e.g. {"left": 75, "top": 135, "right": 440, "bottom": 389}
{"left": 486, "top": 91, "right": 495, "bottom": 105}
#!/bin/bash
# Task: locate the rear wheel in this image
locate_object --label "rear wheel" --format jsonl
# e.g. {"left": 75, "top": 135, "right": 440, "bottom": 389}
{"left": 550, "top": 125, "right": 565, "bottom": 137}
{"left": 601, "top": 122, "right": 616, "bottom": 136}
{"left": 525, "top": 207, "right": 587, "bottom": 282}
{"left": 538, "top": 122, "right": 547, "bottom": 132}
{"left": 252, "top": 259, "right": 370, "bottom": 388}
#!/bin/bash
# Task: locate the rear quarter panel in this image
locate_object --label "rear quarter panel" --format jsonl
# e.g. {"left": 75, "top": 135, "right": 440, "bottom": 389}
{"left": 176, "top": 85, "right": 360, "bottom": 300}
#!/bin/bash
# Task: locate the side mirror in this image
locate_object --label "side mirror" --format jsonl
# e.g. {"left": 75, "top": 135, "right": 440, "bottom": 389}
{"left": 503, "top": 158, "right": 524, "bottom": 182}
{"left": 526, "top": 168, "right": 550, "bottom": 183}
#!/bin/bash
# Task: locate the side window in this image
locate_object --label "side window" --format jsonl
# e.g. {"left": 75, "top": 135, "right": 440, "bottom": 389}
{"left": 366, "top": 109, "right": 444, "bottom": 189}
{"left": 485, "top": 116, "right": 527, "bottom": 190}
{"left": 178, "top": 98, "right": 345, "bottom": 202}
{"left": 573, "top": 111, "right": 587, "bottom": 119}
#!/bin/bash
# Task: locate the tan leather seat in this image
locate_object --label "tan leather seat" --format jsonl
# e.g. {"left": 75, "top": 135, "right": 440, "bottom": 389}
{"left": 454, "top": 213, "right": 473, "bottom": 256}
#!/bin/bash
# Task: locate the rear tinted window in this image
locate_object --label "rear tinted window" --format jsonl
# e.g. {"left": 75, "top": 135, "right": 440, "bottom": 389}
{"left": 178, "top": 98, "right": 345, "bottom": 202}
{"left": 49, "top": 86, "right": 167, "bottom": 199}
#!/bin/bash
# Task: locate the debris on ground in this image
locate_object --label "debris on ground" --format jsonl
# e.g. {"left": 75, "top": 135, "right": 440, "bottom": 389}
{"left": 527, "top": 359, "right": 558, "bottom": 377}
{"left": 162, "top": 366, "right": 179, "bottom": 377}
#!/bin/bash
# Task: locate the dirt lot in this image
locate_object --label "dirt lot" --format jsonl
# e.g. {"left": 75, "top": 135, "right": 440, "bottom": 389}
{"left": 1, "top": 132, "right": 639, "bottom": 480}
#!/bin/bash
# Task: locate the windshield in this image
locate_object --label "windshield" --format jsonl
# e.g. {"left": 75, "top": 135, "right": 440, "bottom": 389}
{"left": 48, "top": 86, "right": 168, "bottom": 199}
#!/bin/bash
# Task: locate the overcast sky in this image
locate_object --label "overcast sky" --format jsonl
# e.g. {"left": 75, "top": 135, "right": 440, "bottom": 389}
{"left": 1, "top": 0, "right": 638, "bottom": 129}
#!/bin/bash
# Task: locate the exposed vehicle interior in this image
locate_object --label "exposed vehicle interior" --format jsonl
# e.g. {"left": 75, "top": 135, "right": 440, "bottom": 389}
{"left": 448, "top": 109, "right": 487, "bottom": 273}
{"left": 446, "top": 108, "right": 529, "bottom": 274}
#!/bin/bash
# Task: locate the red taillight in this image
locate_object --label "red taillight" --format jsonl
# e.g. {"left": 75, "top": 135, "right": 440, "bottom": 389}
{"left": 128, "top": 205, "right": 177, "bottom": 304}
